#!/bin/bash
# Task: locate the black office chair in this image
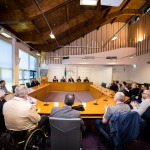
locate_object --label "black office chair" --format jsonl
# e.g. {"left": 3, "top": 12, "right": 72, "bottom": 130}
{"left": 26, "top": 82, "right": 31, "bottom": 88}
{"left": 0, "top": 128, "right": 46, "bottom": 150}
{"left": 12, "top": 85, "right": 18, "bottom": 93}
{"left": 141, "top": 106, "right": 150, "bottom": 136}
{"left": 97, "top": 111, "right": 142, "bottom": 150}
{"left": 49, "top": 117, "right": 81, "bottom": 150}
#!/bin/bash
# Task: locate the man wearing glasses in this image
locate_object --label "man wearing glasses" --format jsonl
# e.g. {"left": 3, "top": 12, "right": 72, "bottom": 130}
{"left": 131, "top": 90, "right": 150, "bottom": 116}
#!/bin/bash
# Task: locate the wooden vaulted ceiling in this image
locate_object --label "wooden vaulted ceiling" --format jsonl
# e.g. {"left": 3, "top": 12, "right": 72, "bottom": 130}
{"left": 0, "top": 0, "right": 149, "bottom": 52}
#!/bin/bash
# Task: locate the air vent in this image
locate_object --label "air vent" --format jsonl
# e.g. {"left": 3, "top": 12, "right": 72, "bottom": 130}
{"left": 106, "top": 56, "right": 117, "bottom": 59}
{"left": 62, "top": 56, "right": 69, "bottom": 59}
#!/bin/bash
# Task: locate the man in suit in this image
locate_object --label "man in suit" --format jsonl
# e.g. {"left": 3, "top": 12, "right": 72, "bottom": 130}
{"left": 68, "top": 77, "right": 74, "bottom": 82}
{"left": 31, "top": 78, "right": 40, "bottom": 87}
{"left": 50, "top": 94, "right": 84, "bottom": 126}
{"left": 0, "top": 89, "right": 6, "bottom": 135}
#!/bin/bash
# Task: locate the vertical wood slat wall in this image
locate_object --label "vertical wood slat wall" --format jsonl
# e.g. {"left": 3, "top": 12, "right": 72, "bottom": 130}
{"left": 41, "top": 22, "right": 128, "bottom": 64}
{"left": 128, "top": 11, "right": 150, "bottom": 56}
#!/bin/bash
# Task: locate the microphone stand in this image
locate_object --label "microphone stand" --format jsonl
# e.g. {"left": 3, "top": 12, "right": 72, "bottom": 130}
{"left": 93, "top": 93, "right": 104, "bottom": 105}
{"left": 75, "top": 95, "right": 83, "bottom": 107}
{"left": 103, "top": 94, "right": 114, "bottom": 101}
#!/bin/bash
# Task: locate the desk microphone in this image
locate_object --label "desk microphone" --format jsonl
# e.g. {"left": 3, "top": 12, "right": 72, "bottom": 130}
{"left": 103, "top": 94, "right": 114, "bottom": 101}
{"left": 72, "top": 95, "right": 84, "bottom": 111}
{"left": 43, "top": 101, "right": 49, "bottom": 106}
{"left": 93, "top": 93, "right": 104, "bottom": 105}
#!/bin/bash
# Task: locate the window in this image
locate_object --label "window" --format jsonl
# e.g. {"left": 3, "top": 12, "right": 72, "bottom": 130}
{"left": 0, "top": 39, "right": 13, "bottom": 91}
{"left": 19, "top": 50, "right": 36, "bottom": 84}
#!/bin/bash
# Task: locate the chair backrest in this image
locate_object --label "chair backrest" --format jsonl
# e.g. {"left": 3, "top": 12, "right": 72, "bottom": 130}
{"left": 12, "top": 85, "right": 17, "bottom": 93}
{"left": 110, "top": 111, "right": 141, "bottom": 150}
{"left": 49, "top": 117, "right": 81, "bottom": 150}
{"left": 141, "top": 106, "right": 150, "bottom": 120}
{"left": 26, "top": 82, "right": 31, "bottom": 88}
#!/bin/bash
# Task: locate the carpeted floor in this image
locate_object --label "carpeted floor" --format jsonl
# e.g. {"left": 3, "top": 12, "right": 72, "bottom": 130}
{"left": 43, "top": 91, "right": 94, "bottom": 103}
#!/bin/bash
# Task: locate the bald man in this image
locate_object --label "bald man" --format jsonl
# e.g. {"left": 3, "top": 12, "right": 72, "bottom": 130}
{"left": 131, "top": 89, "right": 150, "bottom": 116}
{"left": 95, "top": 92, "right": 130, "bottom": 133}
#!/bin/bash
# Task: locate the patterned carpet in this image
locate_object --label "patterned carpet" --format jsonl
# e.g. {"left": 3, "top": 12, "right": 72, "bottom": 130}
{"left": 43, "top": 91, "right": 94, "bottom": 103}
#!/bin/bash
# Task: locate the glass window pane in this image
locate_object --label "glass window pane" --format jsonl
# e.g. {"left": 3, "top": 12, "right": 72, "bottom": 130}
{"left": 30, "top": 55, "right": 36, "bottom": 70}
{"left": 19, "top": 50, "right": 29, "bottom": 70}
{"left": 0, "top": 39, "right": 13, "bottom": 91}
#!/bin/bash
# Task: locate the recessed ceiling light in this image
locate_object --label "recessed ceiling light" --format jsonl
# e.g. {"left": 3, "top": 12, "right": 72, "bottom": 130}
{"left": 101, "top": 0, "right": 123, "bottom": 7}
{"left": 50, "top": 31, "right": 55, "bottom": 39}
{"left": 80, "top": 0, "right": 98, "bottom": 6}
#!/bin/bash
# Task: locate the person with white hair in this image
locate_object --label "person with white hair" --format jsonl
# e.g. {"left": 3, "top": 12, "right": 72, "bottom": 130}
{"left": 95, "top": 92, "right": 130, "bottom": 134}
{"left": 131, "top": 89, "right": 150, "bottom": 116}
{"left": 3, "top": 85, "right": 49, "bottom": 132}
{"left": 0, "top": 89, "right": 6, "bottom": 134}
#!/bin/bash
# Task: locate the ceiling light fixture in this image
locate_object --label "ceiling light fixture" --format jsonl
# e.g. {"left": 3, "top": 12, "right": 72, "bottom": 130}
{"left": 101, "top": 0, "right": 123, "bottom": 7}
{"left": 0, "top": 28, "right": 12, "bottom": 38}
{"left": 50, "top": 31, "right": 55, "bottom": 39}
{"left": 111, "top": 35, "right": 117, "bottom": 41}
{"left": 36, "top": 52, "right": 40, "bottom": 56}
{"left": 80, "top": 0, "right": 98, "bottom": 6}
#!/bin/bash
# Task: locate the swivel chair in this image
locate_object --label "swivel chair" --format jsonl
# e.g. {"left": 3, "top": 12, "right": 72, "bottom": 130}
{"left": 49, "top": 117, "right": 81, "bottom": 150}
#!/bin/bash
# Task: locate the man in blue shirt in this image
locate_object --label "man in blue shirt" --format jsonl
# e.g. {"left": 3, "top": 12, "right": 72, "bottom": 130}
{"left": 0, "top": 80, "right": 11, "bottom": 94}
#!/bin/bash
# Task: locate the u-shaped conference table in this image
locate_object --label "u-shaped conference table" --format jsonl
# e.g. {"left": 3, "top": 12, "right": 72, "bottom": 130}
{"left": 6, "top": 82, "right": 129, "bottom": 119}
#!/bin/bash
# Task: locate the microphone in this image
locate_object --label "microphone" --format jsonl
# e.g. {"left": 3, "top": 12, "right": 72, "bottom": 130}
{"left": 93, "top": 93, "right": 104, "bottom": 105}
{"left": 72, "top": 95, "right": 85, "bottom": 111}
{"left": 103, "top": 94, "right": 114, "bottom": 101}
{"left": 43, "top": 101, "right": 49, "bottom": 106}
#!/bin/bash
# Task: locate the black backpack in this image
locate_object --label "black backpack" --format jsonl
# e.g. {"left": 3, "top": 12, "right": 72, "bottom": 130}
{"left": 0, "top": 130, "right": 18, "bottom": 150}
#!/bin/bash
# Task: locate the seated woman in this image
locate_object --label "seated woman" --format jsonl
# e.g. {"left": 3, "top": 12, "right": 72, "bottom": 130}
{"left": 124, "top": 83, "right": 139, "bottom": 100}
{"left": 53, "top": 76, "right": 58, "bottom": 82}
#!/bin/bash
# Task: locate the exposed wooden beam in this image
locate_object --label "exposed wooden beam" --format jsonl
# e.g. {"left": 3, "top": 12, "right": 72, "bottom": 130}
{"left": 103, "top": 7, "right": 111, "bottom": 18}
{"left": 110, "top": 17, "right": 117, "bottom": 24}
{"left": 19, "top": 9, "right": 140, "bottom": 43}
{"left": 0, "top": 0, "right": 73, "bottom": 23}
{"left": 121, "top": 0, "right": 130, "bottom": 11}
{"left": 66, "top": 4, "right": 69, "bottom": 23}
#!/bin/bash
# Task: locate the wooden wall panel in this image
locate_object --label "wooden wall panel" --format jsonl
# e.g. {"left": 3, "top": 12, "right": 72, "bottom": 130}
{"left": 42, "top": 22, "right": 129, "bottom": 64}
{"left": 128, "top": 11, "right": 150, "bottom": 56}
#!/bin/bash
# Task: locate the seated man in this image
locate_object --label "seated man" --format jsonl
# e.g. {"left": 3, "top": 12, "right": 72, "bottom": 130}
{"left": 0, "top": 80, "right": 12, "bottom": 94}
{"left": 110, "top": 80, "right": 119, "bottom": 92}
{"left": 132, "top": 83, "right": 149, "bottom": 103}
{"left": 53, "top": 76, "right": 58, "bottom": 82}
{"left": 60, "top": 76, "right": 66, "bottom": 82}
{"left": 0, "top": 89, "right": 6, "bottom": 135}
{"left": 76, "top": 76, "right": 81, "bottom": 82}
{"left": 131, "top": 89, "right": 150, "bottom": 116}
{"left": 83, "top": 77, "right": 89, "bottom": 82}
{"left": 3, "top": 85, "right": 49, "bottom": 132}
{"left": 31, "top": 78, "right": 40, "bottom": 87}
{"left": 95, "top": 92, "right": 130, "bottom": 134}
{"left": 68, "top": 77, "right": 74, "bottom": 82}
{"left": 50, "top": 94, "right": 84, "bottom": 127}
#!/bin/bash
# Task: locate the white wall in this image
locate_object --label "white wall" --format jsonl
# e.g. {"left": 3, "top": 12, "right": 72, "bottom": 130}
{"left": 128, "top": 53, "right": 150, "bottom": 83}
{"left": 40, "top": 64, "right": 112, "bottom": 86}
